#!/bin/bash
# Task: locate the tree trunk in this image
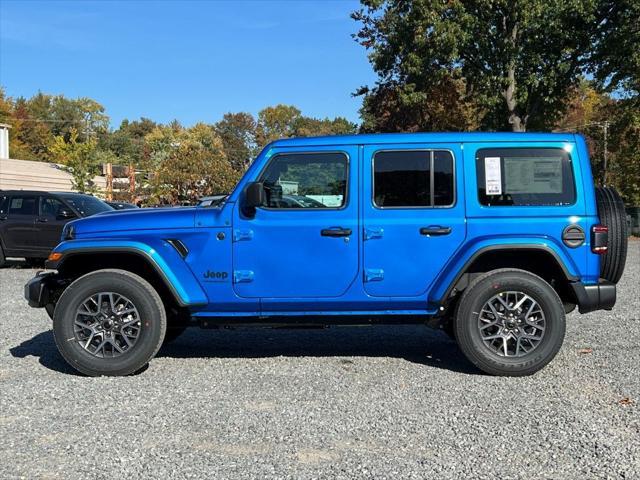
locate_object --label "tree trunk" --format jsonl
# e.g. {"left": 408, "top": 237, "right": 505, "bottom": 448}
{"left": 502, "top": 12, "right": 525, "bottom": 132}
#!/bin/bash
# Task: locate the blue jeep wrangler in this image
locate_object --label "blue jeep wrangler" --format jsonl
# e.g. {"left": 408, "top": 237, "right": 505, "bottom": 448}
{"left": 25, "top": 133, "right": 628, "bottom": 377}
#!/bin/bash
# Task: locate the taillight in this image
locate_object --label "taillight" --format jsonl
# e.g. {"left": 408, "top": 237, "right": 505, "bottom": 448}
{"left": 591, "top": 225, "right": 608, "bottom": 254}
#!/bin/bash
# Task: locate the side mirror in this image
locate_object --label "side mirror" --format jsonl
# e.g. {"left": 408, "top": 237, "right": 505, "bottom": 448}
{"left": 57, "top": 209, "right": 76, "bottom": 220}
{"left": 242, "top": 182, "right": 266, "bottom": 216}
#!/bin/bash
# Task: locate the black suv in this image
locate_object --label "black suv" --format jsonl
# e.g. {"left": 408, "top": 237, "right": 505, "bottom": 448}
{"left": 0, "top": 191, "right": 113, "bottom": 266}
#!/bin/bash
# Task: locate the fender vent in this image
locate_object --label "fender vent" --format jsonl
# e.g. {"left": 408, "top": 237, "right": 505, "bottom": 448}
{"left": 562, "top": 225, "right": 585, "bottom": 248}
{"left": 166, "top": 239, "right": 188, "bottom": 258}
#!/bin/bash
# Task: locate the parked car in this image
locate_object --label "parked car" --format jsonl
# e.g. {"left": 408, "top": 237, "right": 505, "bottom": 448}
{"left": 25, "top": 133, "right": 628, "bottom": 377}
{"left": 0, "top": 191, "right": 113, "bottom": 266}
{"left": 106, "top": 201, "right": 139, "bottom": 210}
{"left": 197, "top": 195, "right": 227, "bottom": 208}
{"left": 277, "top": 195, "right": 325, "bottom": 208}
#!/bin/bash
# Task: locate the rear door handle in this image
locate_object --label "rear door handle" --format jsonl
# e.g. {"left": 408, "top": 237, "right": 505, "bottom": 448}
{"left": 420, "top": 226, "right": 451, "bottom": 236}
{"left": 35, "top": 217, "right": 49, "bottom": 223}
{"left": 321, "top": 227, "right": 352, "bottom": 237}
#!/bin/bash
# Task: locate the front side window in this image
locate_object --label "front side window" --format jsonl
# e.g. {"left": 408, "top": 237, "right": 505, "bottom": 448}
{"left": 373, "top": 150, "right": 454, "bottom": 207}
{"left": 476, "top": 148, "right": 576, "bottom": 206}
{"left": 259, "top": 152, "right": 348, "bottom": 209}
{"left": 9, "top": 196, "right": 37, "bottom": 215}
{"left": 40, "top": 197, "right": 66, "bottom": 218}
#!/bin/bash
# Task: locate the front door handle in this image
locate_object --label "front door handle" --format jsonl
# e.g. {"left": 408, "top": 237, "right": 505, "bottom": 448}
{"left": 35, "top": 217, "right": 49, "bottom": 223}
{"left": 420, "top": 226, "right": 451, "bottom": 236}
{"left": 321, "top": 227, "right": 352, "bottom": 238}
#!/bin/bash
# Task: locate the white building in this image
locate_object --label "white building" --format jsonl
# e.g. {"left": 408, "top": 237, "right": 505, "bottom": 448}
{"left": 0, "top": 124, "right": 10, "bottom": 159}
{"left": 0, "top": 123, "right": 106, "bottom": 192}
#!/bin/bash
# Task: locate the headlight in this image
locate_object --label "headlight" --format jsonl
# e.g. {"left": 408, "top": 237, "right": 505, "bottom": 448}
{"left": 62, "top": 224, "right": 75, "bottom": 241}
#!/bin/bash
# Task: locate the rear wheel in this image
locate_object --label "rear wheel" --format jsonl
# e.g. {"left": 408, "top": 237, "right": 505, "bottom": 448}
{"left": 595, "top": 187, "right": 628, "bottom": 283}
{"left": 0, "top": 243, "right": 5, "bottom": 268}
{"left": 454, "top": 269, "right": 565, "bottom": 376}
{"left": 53, "top": 269, "right": 166, "bottom": 376}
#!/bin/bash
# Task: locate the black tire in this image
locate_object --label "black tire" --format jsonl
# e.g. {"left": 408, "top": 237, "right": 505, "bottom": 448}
{"left": 0, "top": 243, "right": 5, "bottom": 268}
{"left": 595, "top": 187, "right": 628, "bottom": 283}
{"left": 53, "top": 269, "right": 166, "bottom": 376}
{"left": 454, "top": 269, "right": 565, "bottom": 376}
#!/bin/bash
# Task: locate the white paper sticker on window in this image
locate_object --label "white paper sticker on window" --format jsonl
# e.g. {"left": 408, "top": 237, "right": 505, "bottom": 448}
{"left": 484, "top": 157, "right": 502, "bottom": 195}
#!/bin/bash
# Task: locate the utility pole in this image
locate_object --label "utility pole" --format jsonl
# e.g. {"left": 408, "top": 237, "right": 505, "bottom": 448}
{"left": 129, "top": 163, "right": 136, "bottom": 203}
{"left": 105, "top": 162, "right": 113, "bottom": 201}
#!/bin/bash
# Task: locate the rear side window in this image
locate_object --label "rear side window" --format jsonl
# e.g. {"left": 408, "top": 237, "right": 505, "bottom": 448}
{"left": 373, "top": 150, "right": 454, "bottom": 207}
{"left": 9, "top": 196, "right": 37, "bottom": 215}
{"left": 476, "top": 148, "right": 576, "bottom": 206}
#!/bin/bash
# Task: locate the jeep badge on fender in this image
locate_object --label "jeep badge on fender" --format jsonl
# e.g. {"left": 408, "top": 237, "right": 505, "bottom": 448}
{"left": 24, "top": 133, "right": 628, "bottom": 377}
{"left": 203, "top": 270, "right": 228, "bottom": 280}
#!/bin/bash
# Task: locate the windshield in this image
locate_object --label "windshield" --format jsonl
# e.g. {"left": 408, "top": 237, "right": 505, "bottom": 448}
{"left": 62, "top": 195, "right": 113, "bottom": 216}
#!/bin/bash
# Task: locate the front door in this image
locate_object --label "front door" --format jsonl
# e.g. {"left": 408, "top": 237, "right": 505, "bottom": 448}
{"left": 35, "top": 195, "right": 74, "bottom": 252}
{"left": 362, "top": 144, "right": 466, "bottom": 297}
{"left": 232, "top": 146, "right": 359, "bottom": 300}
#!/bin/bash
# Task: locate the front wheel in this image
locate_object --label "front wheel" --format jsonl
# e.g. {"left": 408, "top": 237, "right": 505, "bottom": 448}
{"left": 53, "top": 269, "right": 166, "bottom": 376}
{"left": 454, "top": 269, "right": 565, "bottom": 376}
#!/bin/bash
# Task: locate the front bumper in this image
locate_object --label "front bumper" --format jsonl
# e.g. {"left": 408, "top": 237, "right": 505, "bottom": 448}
{"left": 24, "top": 271, "right": 60, "bottom": 308}
{"left": 569, "top": 279, "right": 616, "bottom": 314}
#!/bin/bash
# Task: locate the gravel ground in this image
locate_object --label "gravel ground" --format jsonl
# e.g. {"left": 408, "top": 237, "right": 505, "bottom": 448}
{"left": 1, "top": 242, "right": 639, "bottom": 479}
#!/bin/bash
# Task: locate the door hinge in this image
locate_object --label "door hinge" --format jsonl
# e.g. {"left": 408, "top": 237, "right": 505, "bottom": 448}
{"left": 233, "top": 270, "right": 254, "bottom": 283}
{"left": 233, "top": 229, "right": 254, "bottom": 242}
{"left": 364, "top": 268, "right": 384, "bottom": 282}
{"left": 364, "top": 227, "right": 384, "bottom": 240}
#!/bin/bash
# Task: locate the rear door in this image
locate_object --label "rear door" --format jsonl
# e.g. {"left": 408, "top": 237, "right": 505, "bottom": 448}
{"left": 0, "top": 194, "right": 9, "bottom": 252}
{"left": 362, "top": 144, "right": 466, "bottom": 297}
{"left": 1, "top": 194, "right": 38, "bottom": 253}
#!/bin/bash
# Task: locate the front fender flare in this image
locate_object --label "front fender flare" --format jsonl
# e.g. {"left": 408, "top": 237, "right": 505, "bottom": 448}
{"left": 47, "top": 239, "right": 208, "bottom": 307}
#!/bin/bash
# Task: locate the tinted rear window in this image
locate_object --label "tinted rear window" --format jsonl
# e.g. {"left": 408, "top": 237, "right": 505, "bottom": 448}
{"left": 9, "top": 196, "right": 37, "bottom": 215}
{"left": 476, "top": 148, "right": 576, "bottom": 206}
{"left": 373, "top": 150, "right": 454, "bottom": 207}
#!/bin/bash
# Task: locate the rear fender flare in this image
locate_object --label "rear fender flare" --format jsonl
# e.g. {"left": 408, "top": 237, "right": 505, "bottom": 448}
{"left": 429, "top": 239, "right": 580, "bottom": 305}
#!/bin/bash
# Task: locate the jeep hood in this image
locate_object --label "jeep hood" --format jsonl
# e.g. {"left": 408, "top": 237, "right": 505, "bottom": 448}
{"left": 69, "top": 207, "right": 199, "bottom": 236}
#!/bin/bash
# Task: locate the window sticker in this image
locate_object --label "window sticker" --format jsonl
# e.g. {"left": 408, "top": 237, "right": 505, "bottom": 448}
{"left": 503, "top": 157, "right": 563, "bottom": 194}
{"left": 484, "top": 157, "right": 502, "bottom": 195}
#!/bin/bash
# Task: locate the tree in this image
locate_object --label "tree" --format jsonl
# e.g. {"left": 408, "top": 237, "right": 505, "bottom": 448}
{"left": 25, "top": 92, "right": 109, "bottom": 142}
{"left": 100, "top": 117, "right": 157, "bottom": 165}
{"left": 153, "top": 139, "right": 239, "bottom": 204}
{"left": 256, "top": 105, "right": 302, "bottom": 146}
{"left": 352, "top": 0, "right": 630, "bottom": 132}
{"left": 590, "top": 0, "right": 640, "bottom": 99}
{"left": 294, "top": 116, "right": 358, "bottom": 137}
{"left": 10, "top": 97, "right": 53, "bottom": 161}
{"left": 49, "top": 128, "right": 99, "bottom": 192}
{"left": 357, "top": 74, "right": 481, "bottom": 132}
{"left": 555, "top": 80, "right": 640, "bottom": 205}
{"left": 214, "top": 112, "right": 258, "bottom": 171}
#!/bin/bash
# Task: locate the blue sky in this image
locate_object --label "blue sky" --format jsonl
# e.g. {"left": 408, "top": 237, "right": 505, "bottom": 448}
{"left": 0, "top": 0, "right": 376, "bottom": 128}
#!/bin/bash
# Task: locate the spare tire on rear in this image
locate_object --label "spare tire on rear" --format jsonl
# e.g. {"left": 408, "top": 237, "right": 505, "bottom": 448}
{"left": 595, "top": 187, "right": 628, "bottom": 283}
